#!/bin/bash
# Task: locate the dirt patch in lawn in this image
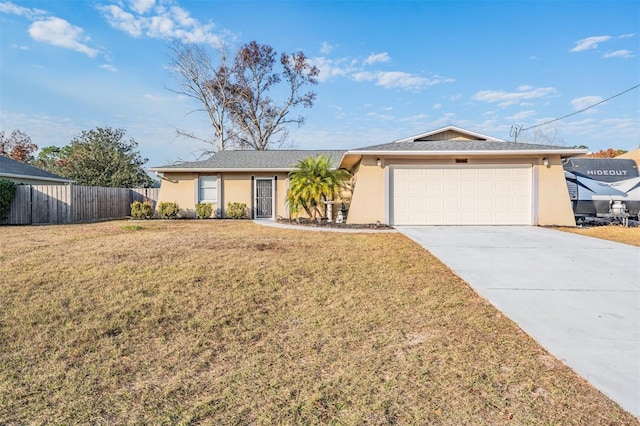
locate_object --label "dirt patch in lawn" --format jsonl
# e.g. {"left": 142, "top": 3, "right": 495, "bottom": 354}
{"left": 557, "top": 224, "right": 640, "bottom": 247}
{"left": 0, "top": 220, "right": 637, "bottom": 424}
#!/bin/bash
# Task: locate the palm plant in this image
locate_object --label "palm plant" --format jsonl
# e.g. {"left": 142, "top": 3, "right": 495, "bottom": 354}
{"left": 287, "top": 155, "right": 350, "bottom": 219}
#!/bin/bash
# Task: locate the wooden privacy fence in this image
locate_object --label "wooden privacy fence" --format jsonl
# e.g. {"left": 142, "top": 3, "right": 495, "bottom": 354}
{"left": 1, "top": 185, "right": 159, "bottom": 225}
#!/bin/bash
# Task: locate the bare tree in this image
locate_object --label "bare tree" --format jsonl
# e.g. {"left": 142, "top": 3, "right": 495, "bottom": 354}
{"left": 168, "top": 41, "right": 235, "bottom": 154}
{"left": 519, "top": 126, "right": 565, "bottom": 146}
{"left": 228, "top": 41, "right": 319, "bottom": 150}
{"left": 168, "top": 40, "right": 319, "bottom": 153}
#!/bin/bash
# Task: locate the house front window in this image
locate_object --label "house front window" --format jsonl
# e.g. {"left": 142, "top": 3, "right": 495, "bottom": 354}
{"left": 199, "top": 175, "right": 217, "bottom": 203}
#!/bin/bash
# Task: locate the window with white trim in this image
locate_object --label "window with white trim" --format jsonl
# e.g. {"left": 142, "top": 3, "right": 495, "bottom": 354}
{"left": 198, "top": 175, "right": 217, "bottom": 202}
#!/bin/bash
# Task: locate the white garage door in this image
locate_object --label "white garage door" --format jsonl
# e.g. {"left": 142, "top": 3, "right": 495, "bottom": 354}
{"left": 391, "top": 165, "right": 532, "bottom": 225}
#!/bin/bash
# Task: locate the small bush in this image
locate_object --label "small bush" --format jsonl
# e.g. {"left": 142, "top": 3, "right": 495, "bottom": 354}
{"left": 0, "top": 179, "right": 16, "bottom": 219}
{"left": 195, "top": 202, "right": 213, "bottom": 219}
{"left": 130, "top": 200, "right": 153, "bottom": 219}
{"left": 122, "top": 225, "right": 143, "bottom": 231}
{"left": 158, "top": 201, "right": 180, "bottom": 219}
{"left": 226, "top": 202, "right": 247, "bottom": 219}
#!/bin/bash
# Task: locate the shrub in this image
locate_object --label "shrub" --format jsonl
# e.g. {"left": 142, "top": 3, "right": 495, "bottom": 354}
{"left": 195, "top": 202, "right": 213, "bottom": 219}
{"left": 130, "top": 200, "right": 153, "bottom": 219}
{"left": 0, "top": 179, "right": 16, "bottom": 219}
{"left": 158, "top": 201, "right": 180, "bottom": 219}
{"left": 226, "top": 202, "right": 247, "bottom": 219}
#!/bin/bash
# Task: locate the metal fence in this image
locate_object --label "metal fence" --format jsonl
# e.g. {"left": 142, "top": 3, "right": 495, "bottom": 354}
{"left": 1, "top": 185, "right": 159, "bottom": 225}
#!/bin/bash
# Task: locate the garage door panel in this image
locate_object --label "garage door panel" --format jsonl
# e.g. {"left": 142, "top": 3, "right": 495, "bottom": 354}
{"left": 391, "top": 165, "right": 532, "bottom": 225}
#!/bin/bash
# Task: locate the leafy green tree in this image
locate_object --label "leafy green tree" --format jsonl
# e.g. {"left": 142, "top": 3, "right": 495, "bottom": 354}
{"left": 286, "top": 155, "right": 350, "bottom": 219}
{"left": 33, "top": 145, "right": 73, "bottom": 176}
{"left": 38, "top": 127, "right": 153, "bottom": 188}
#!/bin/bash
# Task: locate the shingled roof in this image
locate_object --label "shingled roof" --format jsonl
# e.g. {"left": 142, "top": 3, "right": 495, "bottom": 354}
{"left": 0, "top": 155, "right": 73, "bottom": 183}
{"left": 150, "top": 150, "right": 346, "bottom": 172}
{"left": 353, "top": 139, "right": 579, "bottom": 152}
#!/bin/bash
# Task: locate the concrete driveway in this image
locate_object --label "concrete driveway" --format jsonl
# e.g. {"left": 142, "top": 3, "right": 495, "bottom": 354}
{"left": 396, "top": 226, "right": 640, "bottom": 418}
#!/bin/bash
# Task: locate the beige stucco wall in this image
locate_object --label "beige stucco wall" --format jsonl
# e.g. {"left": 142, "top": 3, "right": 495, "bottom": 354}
{"left": 535, "top": 156, "right": 576, "bottom": 226}
{"left": 221, "top": 173, "right": 252, "bottom": 217}
{"left": 346, "top": 156, "right": 385, "bottom": 224}
{"left": 155, "top": 172, "right": 198, "bottom": 217}
{"left": 157, "top": 171, "right": 291, "bottom": 219}
{"left": 346, "top": 155, "right": 577, "bottom": 226}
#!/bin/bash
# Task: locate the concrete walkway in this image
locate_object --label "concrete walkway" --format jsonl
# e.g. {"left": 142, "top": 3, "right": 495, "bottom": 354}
{"left": 396, "top": 226, "right": 640, "bottom": 418}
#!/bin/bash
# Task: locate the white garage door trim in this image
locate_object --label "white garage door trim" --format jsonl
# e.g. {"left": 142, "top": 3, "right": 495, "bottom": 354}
{"left": 389, "top": 164, "right": 533, "bottom": 225}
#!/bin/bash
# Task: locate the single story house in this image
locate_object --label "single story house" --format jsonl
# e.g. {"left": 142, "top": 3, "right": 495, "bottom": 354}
{"left": 0, "top": 155, "right": 73, "bottom": 185}
{"left": 150, "top": 126, "right": 587, "bottom": 226}
{"left": 150, "top": 150, "right": 345, "bottom": 219}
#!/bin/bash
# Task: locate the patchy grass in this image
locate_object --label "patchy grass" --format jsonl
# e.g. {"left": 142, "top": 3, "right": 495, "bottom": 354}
{"left": 558, "top": 225, "right": 640, "bottom": 246}
{"left": 0, "top": 220, "right": 637, "bottom": 424}
{"left": 122, "top": 224, "right": 144, "bottom": 231}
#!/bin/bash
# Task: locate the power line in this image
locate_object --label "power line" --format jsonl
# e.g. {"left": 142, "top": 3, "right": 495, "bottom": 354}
{"left": 518, "top": 83, "right": 640, "bottom": 133}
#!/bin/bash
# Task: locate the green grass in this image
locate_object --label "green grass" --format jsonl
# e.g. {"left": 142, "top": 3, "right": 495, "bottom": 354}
{"left": 0, "top": 220, "right": 636, "bottom": 424}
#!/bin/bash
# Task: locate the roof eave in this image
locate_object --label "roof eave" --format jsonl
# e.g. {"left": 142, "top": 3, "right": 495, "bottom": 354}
{"left": 0, "top": 172, "right": 74, "bottom": 183}
{"left": 150, "top": 166, "right": 338, "bottom": 173}
{"left": 345, "top": 149, "right": 588, "bottom": 157}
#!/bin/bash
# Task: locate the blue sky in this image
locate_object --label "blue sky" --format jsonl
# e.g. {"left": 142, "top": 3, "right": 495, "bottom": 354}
{"left": 1, "top": 0, "right": 638, "bottom": 168}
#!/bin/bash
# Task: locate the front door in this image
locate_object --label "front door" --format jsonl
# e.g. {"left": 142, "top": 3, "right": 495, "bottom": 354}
{"left": 255, "top": 179, "right": 273, "bottom": 218}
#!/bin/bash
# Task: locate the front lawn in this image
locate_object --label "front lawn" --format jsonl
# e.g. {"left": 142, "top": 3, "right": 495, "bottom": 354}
{"left": 0, "top": 221, "right": 636, "bottom": 424}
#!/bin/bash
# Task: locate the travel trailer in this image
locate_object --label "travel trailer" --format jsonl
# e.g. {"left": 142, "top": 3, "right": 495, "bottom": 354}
{"left": 563, "top": 158, "right": 640, "bottom": 220}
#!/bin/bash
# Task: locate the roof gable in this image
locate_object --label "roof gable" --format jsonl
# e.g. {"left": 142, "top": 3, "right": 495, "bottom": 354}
{"left": 395, "top": 126, "right": 507, "bottom": 143}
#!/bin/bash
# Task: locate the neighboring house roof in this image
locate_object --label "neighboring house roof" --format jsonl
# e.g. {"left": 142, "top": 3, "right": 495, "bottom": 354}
{"left": 393, "top": 125, "right": 507, "bottom": 143}
{"left": 616, "top": 148, "right": 640, "bottom": 162}
{"left": 149, "top": 150, "right": 347, "bottom": 173}
{"left": 0, "top": 155, "right": 73, "bottom": 183}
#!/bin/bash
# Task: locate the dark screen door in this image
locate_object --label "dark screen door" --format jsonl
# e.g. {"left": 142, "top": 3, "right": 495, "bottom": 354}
{"left": 256, "top": 179, "right": 273, "bottom": 218}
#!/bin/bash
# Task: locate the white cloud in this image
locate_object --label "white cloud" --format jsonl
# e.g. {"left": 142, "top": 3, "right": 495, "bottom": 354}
{"left": 309, "top": 56, "right": 356, "bottom": 82}
{"left": 570, "top": 35, "right": 611, "bottom": 52}
{"left": 506, "top": 110, "right": 537, "bottom": 121}
{"left": 320, "top": 42, "right": 334, "bottom": 54}
{"left": 444, "top": 94, "right": 462, "bottom": 101}
{"left": 98, "top": 1, "right": 222, "bottom": 47}
{"left": 99, "top": 5, "right": 143, "bottom": 36}
{"left": 352, "top": 71, "right": 454, "bottom": 91}
{"left": 99, "top": 64, "right": 118, "bottom": 72}
{"left": 130, "top": 0, "right": 155, "bottom": 14}
{"left": 29, "top": 17, "right": 99, "bottom": 57}
{"left": 364, "top": 52, "right": 390, "bottom": 65}
{"left": 0, "top": 1, "right": 46, "bottom": 18}
{"left": 433, "top": 103, "right": 442, "bottom": 110}
{"left": 604, "top": 49, "right": 634, "bottom": 59}
{"left": 571, "top": 96, "right": 603, "bottom": 112}
{"left": 618, "top": 33, "right": 635, "bottom": 39}
{"left": 11, "top": 43, "right": 29, "bottom": 50}
{"left": 472, "top": 86, "right": 556, "bottom": 107}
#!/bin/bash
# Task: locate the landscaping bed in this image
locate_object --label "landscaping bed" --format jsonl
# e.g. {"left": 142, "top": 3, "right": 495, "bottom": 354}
{"left": 277, "top": 217, "right": 393, "bottom": 230}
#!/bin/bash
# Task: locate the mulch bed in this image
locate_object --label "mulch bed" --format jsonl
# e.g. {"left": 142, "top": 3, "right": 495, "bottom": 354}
{"left": 276, "top": 218, "right": 394, "bottom": 230}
